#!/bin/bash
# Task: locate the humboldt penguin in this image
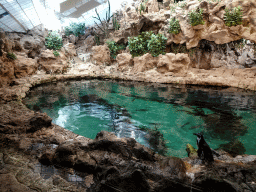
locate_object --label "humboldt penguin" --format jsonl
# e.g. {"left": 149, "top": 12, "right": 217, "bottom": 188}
{"left": 193, "top": 133, "right": 214, "bottom": 163}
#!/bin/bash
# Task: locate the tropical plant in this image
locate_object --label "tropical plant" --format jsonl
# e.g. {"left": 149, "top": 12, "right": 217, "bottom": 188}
{"left": 92, "top": 0, "right": 112, "bottom": 38}
{"left": 188, "top": 8, "right": 205, "bottom": 26}
{"left": 45, "top": 31, "right": 63, "bottom": 50}
{"left": 169, "top": 17, "right": 181, "bottom": 35}
{"left": 224, "top": 6, "right": 243, "bottom": 27}
{"left": 128, "top": 31, "right": 153, "bottom": 57}
{"left": 112, "top": 13, "right": 120, "bottom": 31}
{"left": 53, "top": 50, "right": 60, "bottom": 57}
{"left": 94, "top": 35, "right": 100, "bottom": 45}
{"left": 147, "top": 33, "right": 167, "bottom": 57}
{"left": 64, "top": 22, "right": 86, "bottom": 37}
{"left": 106, "top": 40, "right": 126, "bottom": 59}
{"left": 7, "top": 52, "right": 17, "bottom": 60}
{"left": 128, "top": 31, "right": 167, "bottom": 57}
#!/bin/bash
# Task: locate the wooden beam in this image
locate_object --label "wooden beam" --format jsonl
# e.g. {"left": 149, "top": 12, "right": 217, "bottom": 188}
{"left": 0, "top": 3, "right": 27, "bottom": 32}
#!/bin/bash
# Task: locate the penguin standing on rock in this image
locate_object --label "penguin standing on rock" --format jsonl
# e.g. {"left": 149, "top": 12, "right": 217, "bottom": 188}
{"left": 193, "top": 133, "right": 214, "bottom": 164}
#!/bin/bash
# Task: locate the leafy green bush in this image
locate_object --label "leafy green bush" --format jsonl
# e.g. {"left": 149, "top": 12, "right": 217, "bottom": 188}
{"left": 148, "top": 33, "right": 167, "bottom": 57}
{"left": 128, "top": 31, "right": 167, "bottom": 57}
{"left": 224, "top": 6, "right": 243, "bottom": 27}
{"left": 53, "top": 51, "right": 60, "bottom": 57}
{"left": 188, "top": 8, "right": 205, "bottom": 26}
{"left": 128, "top": 31, "right": 153, "bottom": 57}
{"left": 7, "top": 52, "right": 17, "bottom": 60}
{"left": 169, "top": 18, "right": 181, "bottom": 35}
{"left": 45, "top": 31, "right": 63, "bottom": 50}
{"left": 64, "top": 22, "right": 86, "bottom": 37}
{"left": 106, "top": 40, "right": 126, "bottom": 59}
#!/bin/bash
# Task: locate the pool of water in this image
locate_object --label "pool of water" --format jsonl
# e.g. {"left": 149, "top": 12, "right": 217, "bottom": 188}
{"left": 23, "top": 79, "right": 256, "bottom": 158}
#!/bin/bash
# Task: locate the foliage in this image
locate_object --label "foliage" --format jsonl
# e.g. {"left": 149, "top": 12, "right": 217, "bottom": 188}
{"left": 53, "top": 51, "right": 60, "bottom": 57}
{"left": 179, "top": 1, "right": 187, "bottom": 8}
{"left": 139, "top": 2, "right": 146, "bottom": 15}
{"left": 64, "top": 22, "right": 86, "bottom": 37}
{"left": 112, "top": 13, "right": 120, "bottom": 31}
{"left": 94, "top": 35, "right": 100, "bottom": 45}
{"left": 128, "top": 31, "right": 153, "bottom": 57}
{"left": 7, "top": 52, "right": 17, "bottom": 60}
{"left": 169, "top": 18, "right": 181, "bottom": 35}
{"left": 106, "top": 40, "right": 126, "bottom": 59}
{"left": 188, "top": 8, "right": 205, "bottom": 26}
{"left": 45, "top": 31, "right": 63, "bottom": 50}
{"left": 92, "top": 0, "right": 112, "bottom": 39}
{"left": 128, "top": 31, "right": 167, "bottom": 57}
{"left": 224, "top": 6, "right": 243, "bottom": 27}
{"left": 147, "top": 33, "right": 168, "bottom": 57}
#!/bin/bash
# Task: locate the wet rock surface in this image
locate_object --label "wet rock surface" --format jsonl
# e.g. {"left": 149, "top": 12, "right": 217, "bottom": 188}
{"left": 0, "top": 97, "right": 255, "bottom": 191}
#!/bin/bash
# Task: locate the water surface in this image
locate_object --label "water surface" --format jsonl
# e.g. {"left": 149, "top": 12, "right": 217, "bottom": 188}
{"left": 24, "top": 80, "right": 256, "bottom": 157}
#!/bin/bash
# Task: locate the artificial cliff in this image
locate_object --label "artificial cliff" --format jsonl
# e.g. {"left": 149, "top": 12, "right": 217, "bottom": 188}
{"left": 0, "top": 0, "right": 256, "bottom": 191}
{"left": 90, "top": 0, "right": 256, "bottom": 90}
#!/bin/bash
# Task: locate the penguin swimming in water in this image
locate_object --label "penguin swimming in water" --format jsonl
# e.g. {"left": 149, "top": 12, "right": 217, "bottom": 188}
{"left": 193, "top": 133, "right": 214, "bottom": 164}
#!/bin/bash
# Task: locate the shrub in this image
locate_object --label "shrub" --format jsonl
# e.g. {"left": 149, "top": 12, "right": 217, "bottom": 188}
{"left": 147, "top": 33, "right": 167, "bottom": 57}
{"left": 169, "top": 18, "right": 181, "bottom": 35}
{"left": 188, "top": 8, "right": 205, "bottom": 26}
{"left": 224, "top": 6, "right": 243, "bottom": 27}
{"left": 128, "top": 31, "right": 167, "bottom": 57}
{"left": 53, "top": 51, "right": 60, "bottom": 57}
{"left": 106, "top": 40, "right": 126, "bottom": 59}
{"left": 45, "top": 31, "right": 63, "bottom": 50}
{"left": 128, "top": 31, "right": 153, "bottom": 57}
{"left": 64, "top": 22, "right": 86, "bottom": 37}
{"left": 7, "top": 52, "right": 17, "bottom": 60}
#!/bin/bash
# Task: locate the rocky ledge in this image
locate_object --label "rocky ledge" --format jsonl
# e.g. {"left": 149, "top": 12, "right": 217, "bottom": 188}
{"left": 0, "top": 99, "right": 256, "bottom": 191}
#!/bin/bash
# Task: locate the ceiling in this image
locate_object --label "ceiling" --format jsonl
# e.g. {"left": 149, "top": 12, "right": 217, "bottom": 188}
{"left": 0, "top": 0, "right": 108, "bottom": 32}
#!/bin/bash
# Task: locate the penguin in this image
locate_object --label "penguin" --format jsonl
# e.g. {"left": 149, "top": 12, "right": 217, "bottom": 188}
{"left": 193, "top": 133, "right": 214, "bottom": 164}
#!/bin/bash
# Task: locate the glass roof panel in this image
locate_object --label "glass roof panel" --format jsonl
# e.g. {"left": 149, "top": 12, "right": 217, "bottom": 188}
{"left": 0, "top": 0, "right": 133, "bottom": 32}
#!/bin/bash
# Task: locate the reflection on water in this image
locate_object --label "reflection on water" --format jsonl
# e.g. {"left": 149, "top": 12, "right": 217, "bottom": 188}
{"left": 23, "top": 80, "right": 256, "bottom": 157}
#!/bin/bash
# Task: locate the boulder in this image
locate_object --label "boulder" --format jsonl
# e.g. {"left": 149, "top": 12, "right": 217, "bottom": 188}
{"left": 0, "top": 58, "right": 15, "bottom": 87}
{"left": 157, "top": 53, "right": 191, "bottom": 73}
{"left": 14, "top": 55, "right": 38, "bottom": 78}
{"left": 38, "top": 50, "right": 69, "bottom": 74}
{"left": 147, "top": 0, "right": 159, "bottom": 13}
{"left": 133, "top": 53, "right": 158, "bottom": 73}
{"left": 90, "top": 45, "right": 111, "bottom": 65}
{"left": 116, "top": 53, "right": 133, "bottom": 71}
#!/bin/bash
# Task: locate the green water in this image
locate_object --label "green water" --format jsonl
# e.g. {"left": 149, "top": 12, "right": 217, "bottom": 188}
{"left": 23, "top": 80, "right": 256, "bottom": 158}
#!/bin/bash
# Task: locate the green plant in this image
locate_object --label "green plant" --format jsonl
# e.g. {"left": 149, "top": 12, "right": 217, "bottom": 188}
{"left": 148, "top": 33, "right": 167, "bottom": 57}
{"left": 188, "top": 8, "right": 205, "bottom": 26}
{"left": 128, "top": 31, "right": 153, "bottom": 57}
{"left": 224, "top": 6, "right": 243, "bottom": 27}
{"left": 93, "top": 0, "right": 112, "bottom": 38}
{"left": 128, "top": 31, "right": 167, "bottom": 57}
{"left": 53, "top": 51, "right": 60, "bottom": 57}
{"left": 7, "top": 52, "right": 17, "bottom": 60}
{"left": 64, "top": 22, "right": 86, "bottom": 37}
{"left": 139, "top": 2, "right": 146, "bottom": 15}
{"left": 94, "top": 35, "right": 100, "bottom": 45}
{"left": 45, "top": 31, "right": 63, "bottom": 50}
{"left": 169, "top": 18, "right": 181, "bottom": 35}
{"left": 106, "top": 40, "right": 126, "bottom": 59}
{"left": 112, "top": 13, "right": 120, "bottom": 31}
